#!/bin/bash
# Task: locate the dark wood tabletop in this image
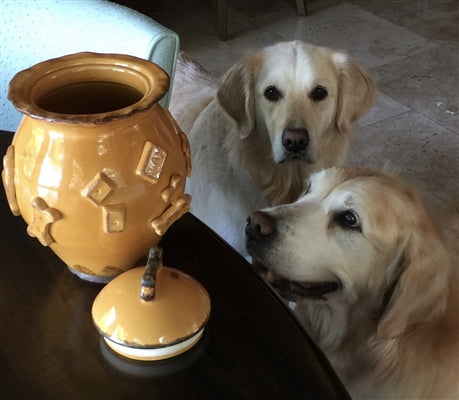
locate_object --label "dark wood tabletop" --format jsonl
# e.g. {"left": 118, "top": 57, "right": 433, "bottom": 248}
{"left": 0, "top": 130, "right": 350, "bottom": 400}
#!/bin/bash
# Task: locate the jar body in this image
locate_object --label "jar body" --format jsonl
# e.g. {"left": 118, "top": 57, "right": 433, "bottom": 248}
{"left": 2, "top": 53, "right": 191, "bottom": 282}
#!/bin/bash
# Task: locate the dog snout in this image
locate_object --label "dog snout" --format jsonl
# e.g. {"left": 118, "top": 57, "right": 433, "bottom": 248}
{"left": 282, "top": 128, "right": 309, "bottom": 153}
{"left": 245, "top": 211, "right": 276, "bottom": 240}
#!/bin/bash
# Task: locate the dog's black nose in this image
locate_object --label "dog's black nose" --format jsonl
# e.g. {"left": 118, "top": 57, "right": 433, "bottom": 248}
{"left": 282, "top": 128, "right": 309, "bottom": 152}
{"left": 245, "top": 211, "right": 275, "bottom": 239}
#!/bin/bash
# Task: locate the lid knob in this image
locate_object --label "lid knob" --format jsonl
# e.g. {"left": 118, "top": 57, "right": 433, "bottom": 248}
{"left": 140, "top": 246, "right": 163, "bottom": 301}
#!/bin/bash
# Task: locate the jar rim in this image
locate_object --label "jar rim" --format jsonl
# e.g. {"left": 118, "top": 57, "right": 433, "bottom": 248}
{"left": 7, "top": 52, "right": 170, "bottom": 125}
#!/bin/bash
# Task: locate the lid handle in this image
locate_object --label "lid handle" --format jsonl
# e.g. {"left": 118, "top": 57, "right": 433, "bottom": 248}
{"left": 140, "top": 246, "right": 163, "bottom": 301}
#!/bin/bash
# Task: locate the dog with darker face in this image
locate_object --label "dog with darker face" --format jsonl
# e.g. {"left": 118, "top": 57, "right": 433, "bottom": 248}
{"left": 246, "top": 166, "right": 459, "bottom": 399}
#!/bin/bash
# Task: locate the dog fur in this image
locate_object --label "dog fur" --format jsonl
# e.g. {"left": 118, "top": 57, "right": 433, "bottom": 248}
{"left": 169, "top": 41, "right": 375, "bottom": 255}
{"left": 246, "top": 166, "right": 459, "bottom": 399}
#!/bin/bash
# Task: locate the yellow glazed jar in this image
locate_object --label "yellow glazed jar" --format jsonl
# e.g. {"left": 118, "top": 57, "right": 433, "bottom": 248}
{"left": 2, "top": 52, "right": 191, "bottom": 282}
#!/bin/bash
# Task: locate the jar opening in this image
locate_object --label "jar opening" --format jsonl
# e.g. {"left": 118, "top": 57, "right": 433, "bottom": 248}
{"left": 37, "top": 81, "right": 144, "bottom": 115}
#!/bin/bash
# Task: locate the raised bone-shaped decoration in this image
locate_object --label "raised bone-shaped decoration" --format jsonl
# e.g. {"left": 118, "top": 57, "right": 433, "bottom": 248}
{"left": 150, "top": 195, "right": 191, "bottom": 236}
{"left": 27, "top": 197, "right": 61, "bottom": 246}
{"left": 2, "top": 145, "right": 20, "bottom": 216}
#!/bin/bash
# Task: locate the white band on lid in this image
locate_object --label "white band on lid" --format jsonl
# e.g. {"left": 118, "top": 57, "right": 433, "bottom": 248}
{"left": 104, "top": 328, "right": 204, "bottom": 361}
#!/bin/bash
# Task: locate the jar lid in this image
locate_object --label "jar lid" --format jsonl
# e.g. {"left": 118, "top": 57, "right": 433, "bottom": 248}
{"left": 92, "top": 247, "right": 211, "bottom": 361}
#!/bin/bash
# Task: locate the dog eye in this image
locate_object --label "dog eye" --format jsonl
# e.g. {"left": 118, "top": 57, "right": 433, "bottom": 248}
{"left": 302, "top": 180, "right": 312, "bottom": 196}
{"left": 310, "top": 86, "right": 328, "bottom": 101}
{"left": 334, "top": 210, "right": 361, "bottom": 231}
{"left": 264, "top": 86, "right": 282, "bottom": 102}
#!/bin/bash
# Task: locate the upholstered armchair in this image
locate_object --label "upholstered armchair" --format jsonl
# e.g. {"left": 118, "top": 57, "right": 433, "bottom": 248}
{"left": 1, "top": 0, "right": 179, "bottom": 132}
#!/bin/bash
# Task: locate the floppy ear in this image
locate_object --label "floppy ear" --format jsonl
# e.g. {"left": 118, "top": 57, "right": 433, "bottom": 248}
{"left": 334, "top": 53, "right": 376, "bottom": 136}
{"left": 377, "top": 218, "right": 450, "bottom": 339}
{"left": 216, "top": 53, "right": 263, "bottom": 138}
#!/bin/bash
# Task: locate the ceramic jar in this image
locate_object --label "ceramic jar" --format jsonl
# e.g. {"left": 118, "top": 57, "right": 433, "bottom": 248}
{"left": 2, "top": 52, "right": 191, "bottom": 282}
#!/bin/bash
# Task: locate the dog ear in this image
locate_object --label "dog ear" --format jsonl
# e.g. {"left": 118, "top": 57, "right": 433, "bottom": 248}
{"left": 216, "top": 53, "right": 263, "bottom": 138}
{"left": 334, "top": 54, "right": 376, "bottom": 136}
{"left": 377, "top": 216, "right": 450, "bottom": 339}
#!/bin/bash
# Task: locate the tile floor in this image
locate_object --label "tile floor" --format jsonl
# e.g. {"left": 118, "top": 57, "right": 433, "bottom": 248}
{"left": 147, "top": 0, "right": 458, "bottom": 213}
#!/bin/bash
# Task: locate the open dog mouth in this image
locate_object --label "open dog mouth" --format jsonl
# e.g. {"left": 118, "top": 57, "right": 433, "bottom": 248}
{"left": 252, "top": 260, "right": 340, "bottom": 301}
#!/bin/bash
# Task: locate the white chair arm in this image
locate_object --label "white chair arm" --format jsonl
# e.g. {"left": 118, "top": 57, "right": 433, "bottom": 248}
{"left": 1, "top": 0, "right": 179, "bottom": 131}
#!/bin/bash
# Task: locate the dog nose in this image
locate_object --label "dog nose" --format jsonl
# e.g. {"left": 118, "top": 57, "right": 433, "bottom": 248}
{"left": 282, "top": 128, "right": 309, "bottom": 152}
{"left": 245, "top": 211, "right": 275, "bottom": 239}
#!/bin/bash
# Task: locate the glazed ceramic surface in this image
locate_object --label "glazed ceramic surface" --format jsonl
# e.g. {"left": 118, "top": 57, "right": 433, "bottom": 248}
{"left": 92, "top": 247, "right": 211, "bottom": 361}
{"left": 2, "top": 53, "right": 191, "bottom": 282}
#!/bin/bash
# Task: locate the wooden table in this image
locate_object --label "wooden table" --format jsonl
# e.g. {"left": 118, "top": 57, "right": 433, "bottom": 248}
{"left": 0, "top": 130, "right": 350, "bottom": 399}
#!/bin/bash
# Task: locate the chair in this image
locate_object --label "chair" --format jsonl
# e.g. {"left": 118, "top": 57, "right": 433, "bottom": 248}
{"left": 1, "top": 0, "right": 179, "bottom": 132}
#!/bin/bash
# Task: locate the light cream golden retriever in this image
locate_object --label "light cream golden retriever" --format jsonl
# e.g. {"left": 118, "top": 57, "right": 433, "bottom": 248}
{"left": 169, "top": 41, "right": 375, "bottom": 255}
{"left": 246, "top": 166, "right": 459, "bottom": 399}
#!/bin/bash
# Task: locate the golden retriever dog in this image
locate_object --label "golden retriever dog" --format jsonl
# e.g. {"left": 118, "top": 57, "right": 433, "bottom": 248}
{"left": 169, "top": 41, "right": 375, "bottom": 255}
{"left": 245, "top": 166, "right": 459, "bottom": 399}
